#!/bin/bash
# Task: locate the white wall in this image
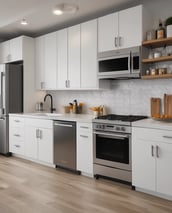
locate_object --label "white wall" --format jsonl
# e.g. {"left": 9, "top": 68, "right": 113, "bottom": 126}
{"left": 47, "top": 0, "right": 172, "bottom": 116}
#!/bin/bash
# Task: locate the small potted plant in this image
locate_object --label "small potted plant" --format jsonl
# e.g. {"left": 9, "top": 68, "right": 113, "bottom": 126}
{"left": 165, "top": 17, "right": 172, "bottom": 37}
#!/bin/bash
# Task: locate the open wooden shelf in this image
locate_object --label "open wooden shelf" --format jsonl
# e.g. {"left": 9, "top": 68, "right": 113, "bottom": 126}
{"left": 141, "top": 74, "right": 172, "bottom": 80}
{"left": 142, "top": 37, "right": 172, "bottom": 48}
{"left": 142, "top": 55, "right": 172, "bottom": 63}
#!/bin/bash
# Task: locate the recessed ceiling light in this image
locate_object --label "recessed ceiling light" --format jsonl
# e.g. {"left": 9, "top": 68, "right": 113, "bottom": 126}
{"left": 21, "top": 19, "right": 28, "bottom": 25}
{"left": 53, "top": 3, "right": 79, "bottom": 16}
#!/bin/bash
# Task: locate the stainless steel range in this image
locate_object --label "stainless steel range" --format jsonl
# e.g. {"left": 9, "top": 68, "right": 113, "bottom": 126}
{"left": 93, "top": 114, "right": 147, "bottom": 183}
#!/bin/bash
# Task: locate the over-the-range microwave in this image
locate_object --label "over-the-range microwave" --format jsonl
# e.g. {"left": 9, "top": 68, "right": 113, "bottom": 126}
{"left": 98, "top": 46, "right": 141, "bottom": 79}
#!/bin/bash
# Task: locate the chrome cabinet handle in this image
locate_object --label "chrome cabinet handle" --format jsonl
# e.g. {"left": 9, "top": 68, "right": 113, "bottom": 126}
{"left": 119, "top": 36, "right": 122, "bottom": 47}
{"left": 80, "top": 126, "right": 89, "bottom": 129}
{"left": 163, "top": 135, "right": 172, "bottom": 139}
{"left": 156, "top": 145, "right": 159, "bottom": 158}
{"left": 39, "top": 130, "right": 42, "bottom": 139}
{"left": 36, "top": 129, "right": 39, "bottom": 138}
{"left": 14, "top": 120, "right": 20, "bottom": 123}
{"left": 80, "top": 135, "right": 88, "bottom": 138}
{"left": 151, "top": 145, "right": 154, "bottom": 157}
{"left": 41, "top": 82, "right": 45, "bottom": 89}
{"left": 65, "top": 80, "right": 68, "bottom": 88}
{"left": 14, "top": 134, "right": 20, "bottom": 137}
{"left": 114, "top": 37, "right": 118, "bottom": 47}
{"left": 68, "top": 80, "right": 70, "bottom": 88}
{"left": 14, "top": 144, "right": 20, "bottom": 148}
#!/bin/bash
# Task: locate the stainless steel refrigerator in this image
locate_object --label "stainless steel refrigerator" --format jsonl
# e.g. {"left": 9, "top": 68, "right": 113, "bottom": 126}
{"left": 0, "top": 63, "right": 23, "bottom": 155}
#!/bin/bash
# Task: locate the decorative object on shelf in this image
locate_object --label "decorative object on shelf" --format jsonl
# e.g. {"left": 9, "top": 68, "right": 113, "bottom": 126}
{"left": 165, "top": 17, "right": 172, "bottom": 38}
{"left": 146, "top": 30, "right": 156, "bottom": 41}
{"left": 156, "top": 19, "right": 165, "bottom": 39}
{"left": 154, "top": 51, "right": 161, "bottom": 58}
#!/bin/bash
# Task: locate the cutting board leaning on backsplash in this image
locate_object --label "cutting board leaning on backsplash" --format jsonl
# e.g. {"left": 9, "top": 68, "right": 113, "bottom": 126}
{"left": 151, "top": 98, "right": 161, "bottom": 117}
{"left": 164, "top": 94, "right": 172, "bottom": 117}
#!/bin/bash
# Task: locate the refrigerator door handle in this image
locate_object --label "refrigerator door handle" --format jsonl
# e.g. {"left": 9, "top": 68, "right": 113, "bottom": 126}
{"left": 1, "top": 72, "right": 5, "bottom": 115}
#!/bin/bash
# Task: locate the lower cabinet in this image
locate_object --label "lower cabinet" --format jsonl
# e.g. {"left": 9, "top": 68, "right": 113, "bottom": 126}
{"left": 132, "top": 127, "right": 172, "bottom": 197}
{"left": 9, "top": 116, "right": 53, "bottom": 165}
{"left": 77, "top": 122, "right": 93, "bottom": 176}
{"left": 25, "top": 118, "right": 53, "bottom": 164}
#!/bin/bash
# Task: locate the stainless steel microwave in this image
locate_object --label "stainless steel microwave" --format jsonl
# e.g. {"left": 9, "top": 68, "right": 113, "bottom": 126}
{"left": 98, "top": 46, "right": 141, "bottom": 79}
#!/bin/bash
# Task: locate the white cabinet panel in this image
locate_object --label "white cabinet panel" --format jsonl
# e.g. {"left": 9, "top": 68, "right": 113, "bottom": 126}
{"left": 57, "top": 29, "right": 68, "bottom": 89}
{"left": 68, "top": 24, "right": 80, "bottom": 88}
{"left": 35, "top": 36, "right": 45, "bottom": 90}
{"left": 119, "top": 5, "right": 142, "bottom": 48}
{"left": 0, "top": 41, "right": 10, "bottom": 63}
{"left": 81, "top": 19, "right": 98, "bottom": 88}
{"left": 10, "top": 37, "right": 23, "bottom": 62}
{"left": 98, "top": 13, "right": 118, "bottom": 52}
{"left": 77, "top": 122, "right": 93, "bottom": 176}
{"left": 44, "top": 32, "right": 57, "bottom": 89}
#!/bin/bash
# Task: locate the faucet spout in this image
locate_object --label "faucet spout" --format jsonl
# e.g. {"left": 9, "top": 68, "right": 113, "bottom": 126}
{"left": 44, "top": 94, "right": 56, "bottom": 113}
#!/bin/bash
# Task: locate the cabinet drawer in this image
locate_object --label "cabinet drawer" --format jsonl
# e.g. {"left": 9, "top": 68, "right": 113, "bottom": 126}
{"left": 10, "top": 140, "right": 24, "bottom": 155}
{"left": 25, "top": 118, "right": 53, "bottom": 129}
{"left": 77, "top": 122, "right": 92, "bottom": 133}
{"left": 10, "top": 117, "right": 24, "bottom": 128}
{"left": 10, "top": 127, "right": 24, "bottom": 141}
{"left": 132, "top": 127, "right": 172, "bottom": 144}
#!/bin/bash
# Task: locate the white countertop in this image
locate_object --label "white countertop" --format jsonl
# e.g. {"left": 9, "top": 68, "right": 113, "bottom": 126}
{"left": 9, "top": 112, "right": 95, "bottom": 123}
{"left": 132, "top": 118, "right": 172, "bottom": 131}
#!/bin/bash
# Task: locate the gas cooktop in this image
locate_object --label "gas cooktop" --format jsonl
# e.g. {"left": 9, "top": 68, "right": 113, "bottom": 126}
{"left": 93, "top": 114, "right": 147, "bottom": 125}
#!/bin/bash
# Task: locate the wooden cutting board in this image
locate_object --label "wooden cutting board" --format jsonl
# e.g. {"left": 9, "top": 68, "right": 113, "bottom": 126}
{"left": 151, "top": 98, "right": 161, "bottom": 117}
{"left": 166, "top": 94, "right": 172, "bottom": 117}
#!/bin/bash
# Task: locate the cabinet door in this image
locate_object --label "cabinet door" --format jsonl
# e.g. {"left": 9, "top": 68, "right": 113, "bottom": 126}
{"left": 81, "top": 19, "right": 98, "bottom": 89}
{"left": 10, "top": 37, "right": 23, "bottom": 62}
{"left": 156, "top": 142, "right": 172, "bottom": 196}
{"left": 57, "top": 29, "right": 68, "bottom": 89}
{"left": 119, "top": 5, "right": 142, "bottom": 48}
{"left": 77, "top": 123, "right": 93, "bottom": 175}
{"left": 44, "top": 32, "right": 57, "bottom": 89}
{"left": 68, "top": 24, "right": 80, "bottom": 88}
{"left": 132, "top": 129, "right": 156, "bottom": 191}
{"left": 98, "top": 12, "right": 118, "bottom": 52}
{"left": 25, "top": 126, "right": 37, "bottom": 159}
{"left": 38, "top": 128, "right": 53, "bottom": 164}
{"left": 35, "top": 36, "right": 45, "bottom": 90}
{"left": 0, "top": 41, "right": 10, "bottom": 63}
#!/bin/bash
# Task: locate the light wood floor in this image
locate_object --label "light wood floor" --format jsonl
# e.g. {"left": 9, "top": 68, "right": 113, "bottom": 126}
{"left": 0, "top": 156, "right": 172, "bottom": 213}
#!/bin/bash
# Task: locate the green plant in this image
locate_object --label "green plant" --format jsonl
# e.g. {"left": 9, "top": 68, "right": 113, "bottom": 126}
{"left": 165, "top": 17, "right": 172, "bottom": 26}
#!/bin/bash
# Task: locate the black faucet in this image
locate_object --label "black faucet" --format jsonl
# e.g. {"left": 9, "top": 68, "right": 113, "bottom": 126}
{"left": 44, "top": 94, "right": 56, "bottom": 113}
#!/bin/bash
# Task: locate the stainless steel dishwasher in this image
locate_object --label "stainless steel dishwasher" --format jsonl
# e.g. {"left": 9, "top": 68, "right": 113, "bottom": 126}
{"left": 53, "top": 120, "right": 77, "bottom": 171}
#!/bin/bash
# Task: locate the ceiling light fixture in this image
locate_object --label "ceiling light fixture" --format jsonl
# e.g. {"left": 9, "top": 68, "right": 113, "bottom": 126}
{"left": 21, "top": 19, "right": 28, "bottom": 25}
{"left": 53, "top": 3, "right": 79, "bottom": 16}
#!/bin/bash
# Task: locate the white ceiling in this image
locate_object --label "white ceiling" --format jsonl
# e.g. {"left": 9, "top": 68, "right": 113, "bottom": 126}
{"left": 0, "top": 0, "right": 138, "bottom": 40}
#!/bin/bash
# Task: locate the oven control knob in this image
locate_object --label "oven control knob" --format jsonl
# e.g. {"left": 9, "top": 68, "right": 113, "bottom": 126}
{"left": 121, "top": 127, "right": 126, "bottom": 132}
{"left": 116, "top": 126, "right": 120, "bottom": 131}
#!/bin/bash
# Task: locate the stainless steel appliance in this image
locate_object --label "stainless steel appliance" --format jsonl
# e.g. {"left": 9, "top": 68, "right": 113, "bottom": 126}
{"left": 93, "top": 114, "right": 147, "bottom": 183}
{"left": 54, "top": 120, "right": 77, "bottom": 171}
{"left": 0, "top": 63, "right": 23, "bottom": 155}
{"left": 98, "top": 46, "right": 141, "bottom": 79}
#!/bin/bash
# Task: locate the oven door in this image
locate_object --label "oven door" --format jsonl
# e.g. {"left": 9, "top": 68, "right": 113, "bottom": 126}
{"left": 93, "top": 131, "right": 131, "bottom": 171}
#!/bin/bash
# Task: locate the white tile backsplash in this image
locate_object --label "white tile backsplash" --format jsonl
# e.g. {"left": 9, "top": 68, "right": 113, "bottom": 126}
{"left": 49, "top": 79, "right": 172, "bottom": 116}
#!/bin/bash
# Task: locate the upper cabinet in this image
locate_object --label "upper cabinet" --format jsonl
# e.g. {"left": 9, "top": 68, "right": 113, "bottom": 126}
{"left": 98, "top": 5, "right": 144, "bottom": 52}
{"left": 35, "top": 32, "right": 57, "bottom": 90}
{"left": 0, "top": 36, "right": 23, "bottom": 63}
{"left": 81, "top": 19, "right": 98, "bottom": 89}
{"left": 68, "top": 24, "right": 81, "bottom": 89}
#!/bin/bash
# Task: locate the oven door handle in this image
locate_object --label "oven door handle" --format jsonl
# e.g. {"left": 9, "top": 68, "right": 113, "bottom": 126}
{"left": 93, "top": 131, "right": 129, "bottom": 140}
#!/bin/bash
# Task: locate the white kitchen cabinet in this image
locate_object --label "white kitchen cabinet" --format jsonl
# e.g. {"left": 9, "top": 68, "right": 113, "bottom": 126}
{"left": 35, "top": 32, "right": 57, "bottom": 90}
{"left": 24, "top": 118, "right": 53, "bottom": 164}
{"left": 132, "top": 127, "right": 172, "bottom": 197}
{"left": 81, "top": 19, "right": 98, "bottom": 89}
{"left": 57, "top": 29, "right": 68, "bottom": 89}
{"left": 98, "top": 5, "right": 143, "bottom": 52}
{"left": 0, "top": 36, "right": 23, "bottom": 63}
{"left": 68, "top": 24, "right": 81, "bottom": 89}
{"left": 77, "top": 122, "right": 93, "bottom": 176}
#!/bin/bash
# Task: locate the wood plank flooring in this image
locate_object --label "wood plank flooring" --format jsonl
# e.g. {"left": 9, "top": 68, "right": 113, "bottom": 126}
{"left": 0, "top": 156, "right": 172, "bottom": 213}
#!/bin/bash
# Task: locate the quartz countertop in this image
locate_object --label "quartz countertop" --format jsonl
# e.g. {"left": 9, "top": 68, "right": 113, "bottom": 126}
{"left": 132, "top": 118, "right": 172, "bottom": 131}
{"left": 9, "top": 112, "right": 95, "bottom": 123}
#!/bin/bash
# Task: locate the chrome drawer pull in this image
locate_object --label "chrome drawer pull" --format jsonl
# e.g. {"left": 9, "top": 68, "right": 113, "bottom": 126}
{"left": 163, "top": 135, "right": 172, "bottom": 139}
{"left": 14, "top": 145, "right": 20, "bottom": 148}
{"left": 14, "top": 120, "right": 20, "bottom": 123}
{"left": 151, "top": 145, "right": 154, "bottom": 157}
{"left": 80, "top": 135, "right": 88, "bottom": 138}
{"left": 80, "top": 126, "right": 89, "bottom": 129}
{"left": 156, "top": 146, "right": 159, "bottom": 158}
{"left": 14, "top": 134, "right": 20, "bottom": 137}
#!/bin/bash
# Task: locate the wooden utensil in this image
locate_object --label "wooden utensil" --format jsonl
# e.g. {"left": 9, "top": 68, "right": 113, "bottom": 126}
{"left": 166, "top": 94, "right": 172, "bottom": 117}
{"left": 151, "top": 98, "right": 161, "bottom": 117}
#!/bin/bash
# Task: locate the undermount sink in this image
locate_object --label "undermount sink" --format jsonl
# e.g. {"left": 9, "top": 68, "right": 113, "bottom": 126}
{"left": 32, "top": 113, "right": 63, "bottom": 117}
